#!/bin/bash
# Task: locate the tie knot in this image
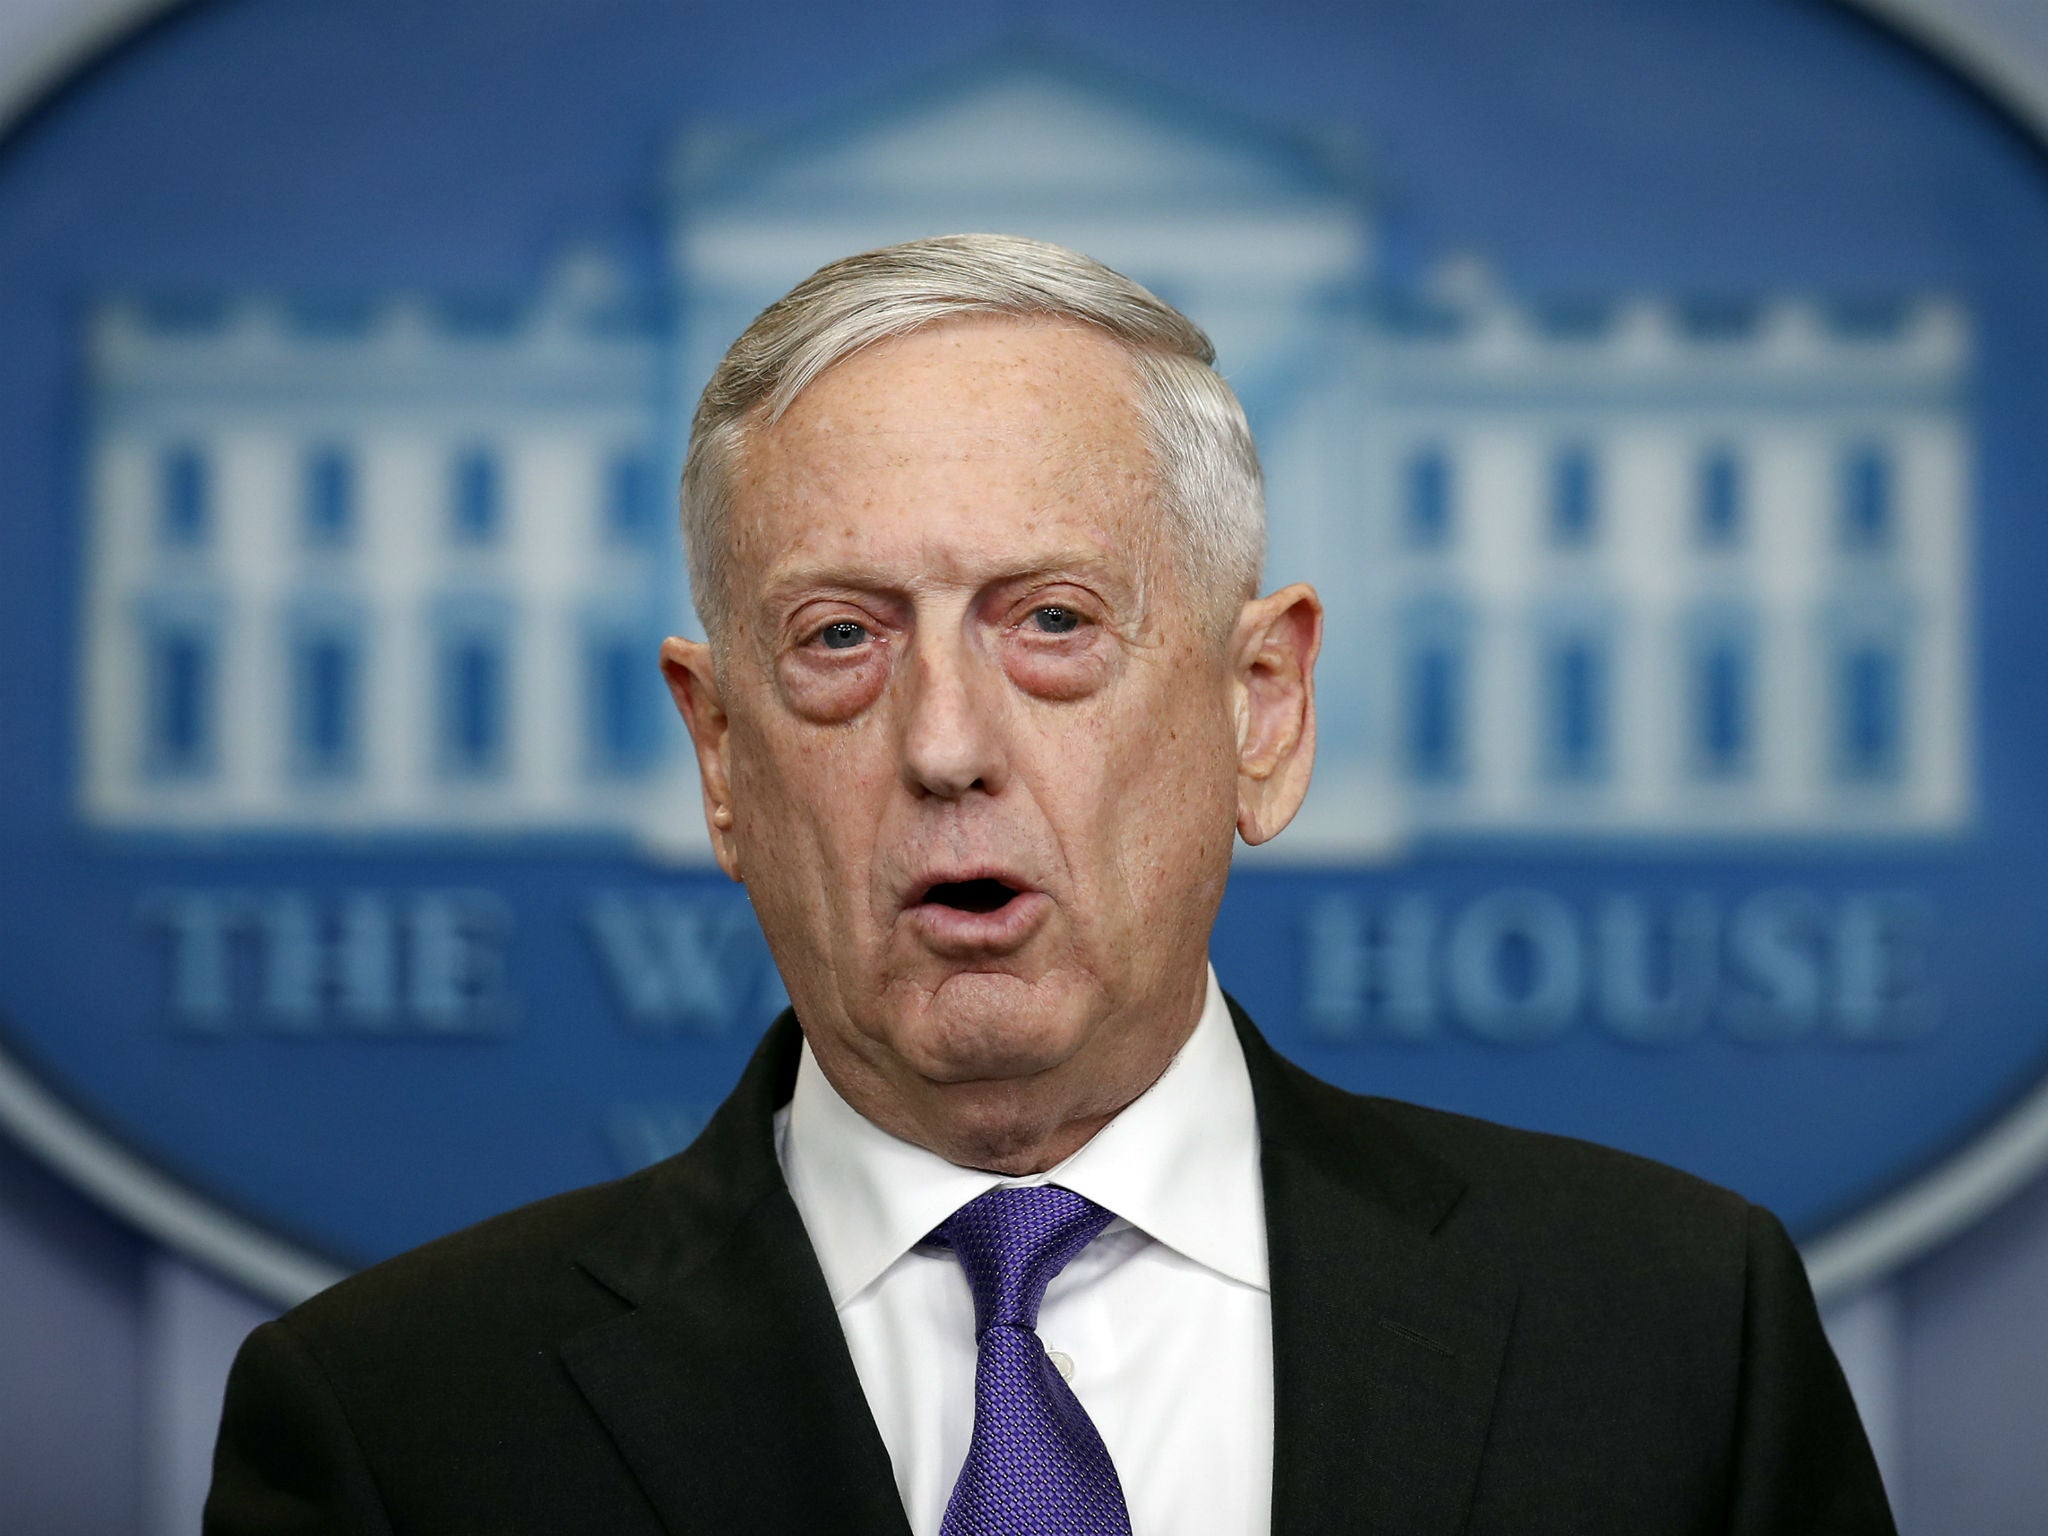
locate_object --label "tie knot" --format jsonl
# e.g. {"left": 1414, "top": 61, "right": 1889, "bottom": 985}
{"left": 932, "top": 1184, "right": 1115, "bottom": 1334}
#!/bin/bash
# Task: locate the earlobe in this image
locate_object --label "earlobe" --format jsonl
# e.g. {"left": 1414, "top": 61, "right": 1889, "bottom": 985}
{"left": 1232, "top": 584, "right": 1323, "bottom": 846}
{"left": 660, "top": 636, "right": 744, "bottom": 880}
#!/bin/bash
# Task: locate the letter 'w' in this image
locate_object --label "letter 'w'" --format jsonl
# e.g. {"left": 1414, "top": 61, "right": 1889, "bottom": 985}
{"left": 583, "top": 892, "right": 784, "bottom": 1035}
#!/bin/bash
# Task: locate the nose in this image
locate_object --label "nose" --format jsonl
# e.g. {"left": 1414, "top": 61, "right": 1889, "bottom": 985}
{"left": 899, "top": 630, "right": 1007, "bottom": 800}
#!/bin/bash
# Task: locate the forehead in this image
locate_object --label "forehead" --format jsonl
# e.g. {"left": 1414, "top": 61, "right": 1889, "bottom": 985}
{"left": 774, "top": 313, "right": 1144, "bottom": 445}
{"left": 730, "top": 316, "right": 1163, "bottom": 586}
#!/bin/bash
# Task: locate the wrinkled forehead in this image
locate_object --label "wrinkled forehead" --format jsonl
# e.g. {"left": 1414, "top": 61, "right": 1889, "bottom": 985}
{"left": 727, "top": 316, "right": 1169, "bottom": 578}
{"left": 759, "top": 314, "right": 1148, "bottom": 457}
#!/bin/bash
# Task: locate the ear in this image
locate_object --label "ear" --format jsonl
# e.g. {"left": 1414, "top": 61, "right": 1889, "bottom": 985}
{"left": 660, "top": 636, "right": 744, "bottom": 881}
{"left": 1229, "top": 583, "right": 1323, "bottom": 846}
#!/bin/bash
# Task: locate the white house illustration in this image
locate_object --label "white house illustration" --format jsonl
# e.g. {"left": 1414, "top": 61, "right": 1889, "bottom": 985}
{"left": 75, "top": 45, "right": 1973, "bottom": 859}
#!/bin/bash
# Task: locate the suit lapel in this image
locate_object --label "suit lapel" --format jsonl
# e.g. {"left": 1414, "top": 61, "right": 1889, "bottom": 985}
{"left": 1235, "top": 1002, "right": 1517, "bottom": 1536}
{"left": 561, "top": 1015, "right": 912, "bottom": 1536}
{"left": 557, "top": 998, "right": 1512, "bottom": 1535}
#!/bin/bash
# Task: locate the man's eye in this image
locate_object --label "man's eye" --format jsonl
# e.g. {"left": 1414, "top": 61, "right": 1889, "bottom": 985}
{"left": 1028, "top": 606, "right": 1081, "bottom": 635}
{"left": 817, "top": 620, "right": 870, "bottom": 651}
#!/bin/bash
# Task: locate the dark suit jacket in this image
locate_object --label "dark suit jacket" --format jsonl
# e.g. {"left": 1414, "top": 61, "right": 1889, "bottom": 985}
{"left": 205, "top": 1001, "right": 1895, "bottom": 1534}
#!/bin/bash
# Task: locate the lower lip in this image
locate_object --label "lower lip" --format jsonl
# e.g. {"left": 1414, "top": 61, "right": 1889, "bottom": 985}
{"left": 905, "top": 889, "right": 1052, "bottom": 954}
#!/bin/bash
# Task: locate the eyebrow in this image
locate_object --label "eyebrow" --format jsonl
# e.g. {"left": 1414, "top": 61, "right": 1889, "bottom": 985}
{"left": 759, "top": 549, "right": 1139, "bottom": 610}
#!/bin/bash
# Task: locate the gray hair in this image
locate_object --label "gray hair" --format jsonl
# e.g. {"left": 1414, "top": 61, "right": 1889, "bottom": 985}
{"left": 680, "top": 233, "right": 1265, "bottom": 643}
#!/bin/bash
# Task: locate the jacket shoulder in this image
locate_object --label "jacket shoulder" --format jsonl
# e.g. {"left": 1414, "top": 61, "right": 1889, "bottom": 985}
{"left": 1354, "top": 1089, "right": 1759, "bottom": 1290}
{"left": 1368, "top": 1092, "right": 1750, "bottom": 1217}
{"left": 1233, "top": 998, "right": 1756, "bottom": 1263}
{"left": 280, "top": 1167, "right": 657, "bottom": 1357}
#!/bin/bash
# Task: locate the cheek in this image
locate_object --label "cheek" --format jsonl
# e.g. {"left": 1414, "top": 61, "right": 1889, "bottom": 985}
{"left": 1061, "top": 694, "right": 1237, "bottom": 899}
{"left": 1119, "top": 743, "right": 1230, "bottom": 863}
{"left": 729, "top": 723, "right": 879, "bottom": 894}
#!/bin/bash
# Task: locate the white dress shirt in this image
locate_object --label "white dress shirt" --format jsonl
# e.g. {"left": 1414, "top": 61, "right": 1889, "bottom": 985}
{"left": 775, "top": 965, "right": 1273, "bottom": 1536}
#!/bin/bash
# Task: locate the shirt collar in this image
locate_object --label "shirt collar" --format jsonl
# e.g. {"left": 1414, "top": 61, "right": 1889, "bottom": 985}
{"left": 778, "top": 965, "right": 1268, "bottom": 1308}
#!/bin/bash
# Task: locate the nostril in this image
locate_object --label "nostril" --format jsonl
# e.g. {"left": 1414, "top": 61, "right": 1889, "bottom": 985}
{"left": 923, "top": 878, "right": 1018, "bottom": 913}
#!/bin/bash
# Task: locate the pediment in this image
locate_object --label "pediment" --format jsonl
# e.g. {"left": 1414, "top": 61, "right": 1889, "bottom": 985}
{"left": 679, "top": 45, "right": 1363, "bottom": 213}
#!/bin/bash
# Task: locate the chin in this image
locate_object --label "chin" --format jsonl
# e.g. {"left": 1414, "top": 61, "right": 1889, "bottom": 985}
{"left": 904, "top": 1013, "right": 1085, "bottom": 1085}
{"left": 896, "top": 974, "right": 1094, "bottom": 1086}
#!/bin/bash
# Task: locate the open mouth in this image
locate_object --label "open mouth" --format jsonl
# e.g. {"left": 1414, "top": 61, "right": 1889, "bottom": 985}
{"left": 919, "top": 877, "right": 1025, "bottom": 914}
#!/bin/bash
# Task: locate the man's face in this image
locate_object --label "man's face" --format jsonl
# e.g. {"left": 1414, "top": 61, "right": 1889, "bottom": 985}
{"left": 665, "top": 315, "right": 1314, "bottom": 1168}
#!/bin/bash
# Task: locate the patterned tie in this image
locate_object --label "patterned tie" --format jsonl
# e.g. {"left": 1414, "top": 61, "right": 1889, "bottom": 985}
{"left": 931, "top": 1185, "right": 1133, "bottom": 1536}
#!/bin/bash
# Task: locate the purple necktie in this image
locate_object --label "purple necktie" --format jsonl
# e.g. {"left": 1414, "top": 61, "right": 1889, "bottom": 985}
{"left": 931, "top": 1185, "right": 1133, "bottom": 1536}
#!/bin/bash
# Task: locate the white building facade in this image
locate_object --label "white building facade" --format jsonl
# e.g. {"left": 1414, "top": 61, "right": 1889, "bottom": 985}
{"left": 79, "top": 257, "right": 686, "bottom": 839}
{"left": 75, "top": 50, "right": 1973, "bottom": 859}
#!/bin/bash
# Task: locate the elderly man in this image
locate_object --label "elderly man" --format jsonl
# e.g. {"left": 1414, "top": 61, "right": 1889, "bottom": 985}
{"left": 206, "top": 235, "right": 1893, "bottom": 1535}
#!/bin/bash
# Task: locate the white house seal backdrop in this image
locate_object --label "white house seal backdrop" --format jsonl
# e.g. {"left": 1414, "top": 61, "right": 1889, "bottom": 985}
{"left": 0, "top": 0, "right": 2040, "bottom": 1303}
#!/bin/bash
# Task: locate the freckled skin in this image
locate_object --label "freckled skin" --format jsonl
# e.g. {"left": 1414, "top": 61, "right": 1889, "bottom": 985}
{"left": 663, "top": 316, "right": 1323, "bottom": 1174}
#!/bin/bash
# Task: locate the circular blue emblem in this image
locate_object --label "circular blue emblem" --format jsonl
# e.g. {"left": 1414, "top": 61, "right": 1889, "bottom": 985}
{"left": 2, "top": 0, "right": 2046, "bottom": 1302}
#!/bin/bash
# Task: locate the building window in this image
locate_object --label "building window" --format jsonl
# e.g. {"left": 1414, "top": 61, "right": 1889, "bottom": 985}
{"left": 1549, "top": 443, "right": 1599, "bottom": 548}
{"left": 439, "top": 630, "right": 507, "bottom": 775}
{"left": 1402, "top": 446, "right": 1453, "bottom": 550}
{"left": 1697, "top": 447, "right": 1743, "bottom": 548}
{"left": 305, "top": 446, "right": 355, "bottom": 548}
{"left": 451, "top": 448, "right": 502, "bottom": 545}
{"left": 146, "top": 623, "right": 215, "bottom": 775}
{"left": 1841, "top": 444, "right": 1894, "bottom": 554}
{"left": 159, "top": 445, "right": 210, "bottom": 548}
{"left": 587, "top": 636, "right": 660, "bottom": 776}
{"left": 1692, "top": 636, "right": 1751, "bottom": 778}
{"left": 1402, "top": 641, "right": 1465, "bottom": 783}
{"left": 292, "top": 628, "right": 361, "bottom": 777}
{"left": 605, "top": 449, "right": 661, "bottom": 546}
{"left": 1837, "top": 642, "right": 1903, "bottom": 782}
{"left": 1544, "top": 634, "right": 1608, "bottom": 781}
